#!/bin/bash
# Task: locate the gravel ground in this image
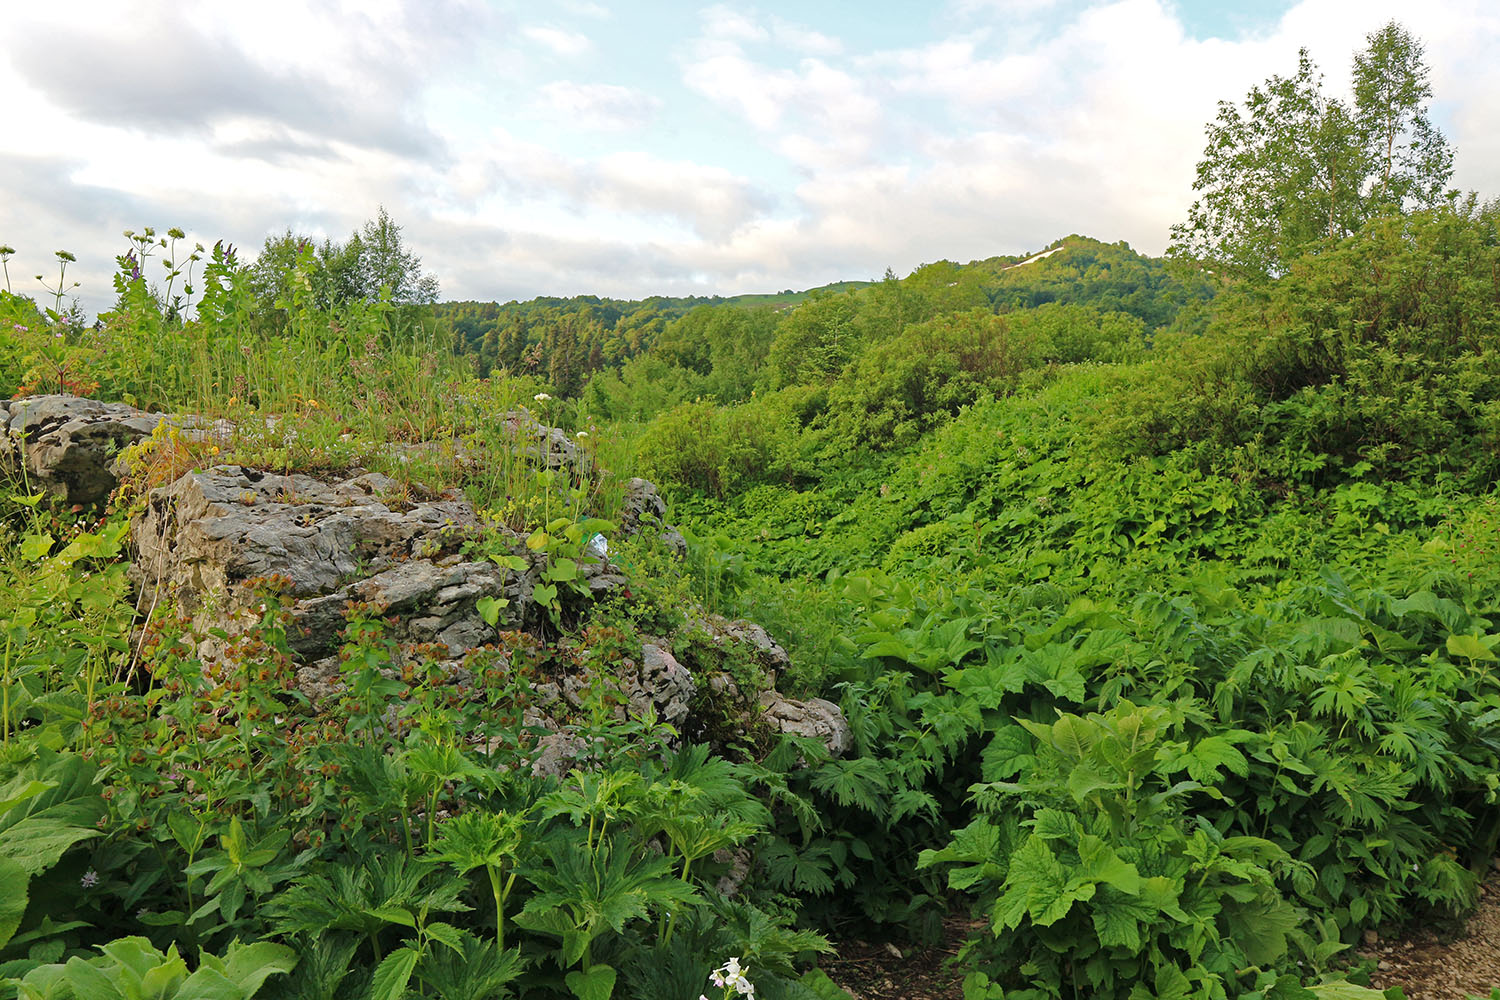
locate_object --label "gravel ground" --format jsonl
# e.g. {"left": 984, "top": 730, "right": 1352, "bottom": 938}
{"left": 1364, "top": 861, "right": 1500, "bottom": 1000}
{"left": 826, "top": 862, "right": 1500, "bottom": 1000}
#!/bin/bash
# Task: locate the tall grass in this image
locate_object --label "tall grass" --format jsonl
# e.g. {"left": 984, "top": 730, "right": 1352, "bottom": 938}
{"left": 2, "top": 242, "right": 646, "bottom": 530}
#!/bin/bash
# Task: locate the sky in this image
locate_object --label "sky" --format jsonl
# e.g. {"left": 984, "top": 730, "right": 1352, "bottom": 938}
{"left": 3, "top": 0, "right": 1500, "bottom": 317}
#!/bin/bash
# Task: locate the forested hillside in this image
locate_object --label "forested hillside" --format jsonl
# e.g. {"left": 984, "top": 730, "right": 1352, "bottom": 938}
{"left": 1, "top": 17, "right": 1497, "bottom": 1000}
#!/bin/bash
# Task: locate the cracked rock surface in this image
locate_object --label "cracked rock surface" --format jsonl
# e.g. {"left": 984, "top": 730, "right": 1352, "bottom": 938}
{"left": 0, "top": 394, "right": 850, "bottom": 756}
{"left": 129, "top": 465, "right": 528, "bottom": 664}
{"left": 2, "top": 394, "right": 165, "bottom": 505}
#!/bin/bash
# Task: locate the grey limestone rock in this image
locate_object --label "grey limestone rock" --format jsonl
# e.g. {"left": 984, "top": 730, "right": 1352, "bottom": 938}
{"left": 129, "top": 465, "right": 535, "bottom": 683}
{"left": 636, "top": 642, "right": 694, "bottom": 728}
{"left": 2, "top": 394, "right": 165, "bottom": 505}
{"left": 528, "top": 641, "right": 696, "bottom": 734}
{"left": 619, "top": 477, "right": 687, "bottom": 556}
{"left": 530, "top": 731, "right": 586, "bottom": 778}
{"left": 683, "top": 614, "right": 791, "bottom": 689}
{"left": 758, "top": 691, "right": 852, "bottom": 757}
{"left": 498, "top": 410, "right": 582, "bottom": 472}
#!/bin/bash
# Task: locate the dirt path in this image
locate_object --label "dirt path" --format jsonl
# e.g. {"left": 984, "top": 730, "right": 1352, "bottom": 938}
{"left": 1364, "top": 862, "right": 1500, "bottom": 999}
{"left": 826, "top": 864, "right": 1500, "bottom": 1000}
{"left": 824, "top": 918, "right": 972, "bottom": 1000}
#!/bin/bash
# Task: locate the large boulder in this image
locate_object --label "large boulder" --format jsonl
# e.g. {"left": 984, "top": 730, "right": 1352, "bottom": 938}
{"left": 2, "top": 395, "right": 165, "bottom": 505}
{"left": 130, "top": 466, "right": 533, "bottom": 662}
{"left": 758, "top": 691, "right": 852, "bottom": 757}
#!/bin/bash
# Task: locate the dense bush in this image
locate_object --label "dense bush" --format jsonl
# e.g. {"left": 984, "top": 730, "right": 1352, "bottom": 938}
{"left": 1100, "top": 202, "right": 1500, "bottom": 491}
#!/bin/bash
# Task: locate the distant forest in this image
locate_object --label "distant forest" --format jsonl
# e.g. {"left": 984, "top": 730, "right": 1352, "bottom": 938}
{"left": 426, "top": 237, "right": 1211, "bottom": 399}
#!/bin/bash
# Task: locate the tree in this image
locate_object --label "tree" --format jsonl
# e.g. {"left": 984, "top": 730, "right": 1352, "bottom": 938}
{"left": 1170, "top": 21, "right": 1452, "bottom": 278}
{"left": 765, "top": 293, "right": 861, "bottom": 388}
{"left": 1353, "top": 21, "right": 1453, "bottom": 211}
{"left": 248, "top": 207, "right": 439, "bottom": 318}
{"left": 355, "top": 207, "right": 440, "bottom": 305}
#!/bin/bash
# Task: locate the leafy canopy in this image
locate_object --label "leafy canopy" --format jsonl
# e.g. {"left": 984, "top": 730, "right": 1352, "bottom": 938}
{"left": 1171, "top": 20, "right": 1452, "bottom": 278}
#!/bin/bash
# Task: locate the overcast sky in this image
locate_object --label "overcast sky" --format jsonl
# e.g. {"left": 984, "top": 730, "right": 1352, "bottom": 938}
{"left": 4, "top": 0, "right": 1499, "bottom": 317}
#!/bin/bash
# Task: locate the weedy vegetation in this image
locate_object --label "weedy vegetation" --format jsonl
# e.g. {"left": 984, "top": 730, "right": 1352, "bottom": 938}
{"left": 1, "top": 18, "right": 1498, "bottom": 1000}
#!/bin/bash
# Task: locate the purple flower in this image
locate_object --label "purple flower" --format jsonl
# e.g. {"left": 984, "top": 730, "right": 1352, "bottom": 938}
{"left": 13, "top": 324, "right": 27, "bottom": 332}
{"left": 80, "top": 869, "right": 99, "bottom": 888}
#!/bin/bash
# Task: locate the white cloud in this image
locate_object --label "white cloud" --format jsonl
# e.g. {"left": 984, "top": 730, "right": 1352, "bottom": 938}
{"left": 521, "top": 25, "right": 592, "bottom": 56}
{"left": 769, "top": 17, "right": 844, "bottom": 55}
{"left": 438, "top": 130, "right": 769, "bottom": 241}
{"left": 681, "top": 14, "right": 883, "bottom": 168}
{"left": 5, "top": 0, "right": 1500, "bottom": 318}
{"left": 536, "top": 82, "right": 662, "bottom": 130}
{"left": 700, "top": 5, "right": 770, "bottom": 43}
{"left": 559, "top": 0, "right": 611, "bottom": 17}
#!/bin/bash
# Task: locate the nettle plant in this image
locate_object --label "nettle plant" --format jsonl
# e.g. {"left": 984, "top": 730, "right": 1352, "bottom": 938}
{"left": 921, "top": 701, "right": 1327, "bottom": 1000}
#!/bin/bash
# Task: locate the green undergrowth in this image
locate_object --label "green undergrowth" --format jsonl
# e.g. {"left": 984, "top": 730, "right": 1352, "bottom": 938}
{"left": 645, "top": 205, "right": 1500, "bottom": 999}
{"left": 2, "top": 200, "right": 1500, "bottom": 1000}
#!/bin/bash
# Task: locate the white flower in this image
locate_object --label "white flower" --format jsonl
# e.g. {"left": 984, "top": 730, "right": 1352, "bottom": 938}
{"left": 576, "top": 431, "right": 589, "bottom": 439}
{"left": 708, "top": 958, "right": 755, "bottom": 997}
{"left": 533, "top": 392, "right": 551, "bottom": 402}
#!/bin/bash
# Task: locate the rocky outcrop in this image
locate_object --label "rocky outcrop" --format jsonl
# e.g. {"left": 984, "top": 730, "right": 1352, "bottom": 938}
{"left": 4, "top": 394, "right": 847, "bottom": 760}
{"left": 758, "top": 691, "right": 852, "bottom": 757}
{"left": 1, "top": 395, "right": 165, "bottom": 505}
{"left": 499, "top": 410, "right": 583, "bottom": 472}
{"left": 130, "top": 465, "right": 539, "bottom": 659}
{"left": 619, "top": 477, "right": 687, "bottom": 556}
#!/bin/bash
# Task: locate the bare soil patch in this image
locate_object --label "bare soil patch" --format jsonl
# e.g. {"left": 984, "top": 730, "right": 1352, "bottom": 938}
{"left": 825, "top": 917, "right": 975, "bottom": 1000}
{"left": 1364, "top": 861, "right": 1500, "bottom": 1000}
{"left": 823, "top": 864, "right": 1500, "bottom": 1000}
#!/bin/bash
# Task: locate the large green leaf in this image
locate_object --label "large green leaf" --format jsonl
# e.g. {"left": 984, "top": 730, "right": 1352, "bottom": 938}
{"left": 1091, "top": 896, "right": 1142, "bottom": 951}
{"left": 368, "top": 946, "right": 419, "bottom": 1000}
{"left": 1446, "top": 633, "right": 1496, "bottom": 662}
{"left": 0, "top": 780, "right": 52, "bottom": 819}
{"left": 0, "top": 856, "right": 30, "bottom": 948}
{"left": 214, "top": 940, "right": 298, "bottom": 997}
{"left": 62, "top": 957, "right": 123, "bottom": 1000}
{"left": 175, "top": 966, "right": 247, "bottom": 1000}
{"left": 0, "top": 752, "right": 105, "bottom": 876}
{"left": 1222, "top": 890, "right": 1300, "bottom": 966}
{"left": 565, "top": 964, "right": 617, "bottom": 1000}
{"left": 1074, "top": 836, "right": 1140, "bottom": 894}
{"left": 0, "top": 820, "right": 103, "bottom": 876}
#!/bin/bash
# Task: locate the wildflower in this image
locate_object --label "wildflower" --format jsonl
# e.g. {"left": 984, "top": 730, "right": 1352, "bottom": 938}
{"left": 533, "top": 392, "right": 552, "bottom": 402}
{"left": 80, "top": 869, "right": 99, "bottom": 888}
{"left": 13, "top": 324, "right": 26, "bottom": 332}
{"left": 576, "top": 431, "right": 589, "bottom": 439}
{"left": 707, "top": 958, "right": 755, "bottom": 997}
